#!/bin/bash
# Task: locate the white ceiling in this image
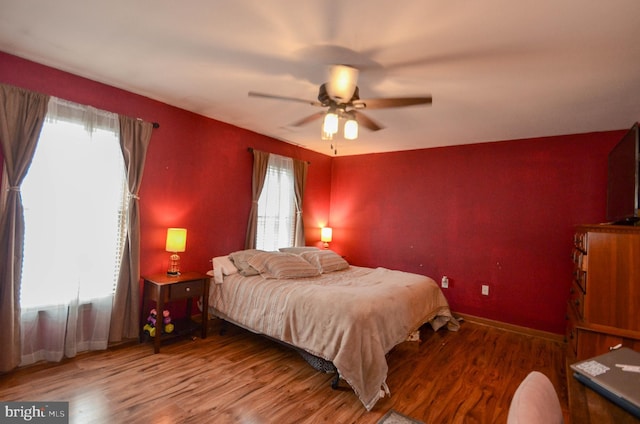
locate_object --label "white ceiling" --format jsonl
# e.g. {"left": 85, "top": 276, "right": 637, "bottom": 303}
{"left": 1, "top": 1, "right": 640, "bottom": 156}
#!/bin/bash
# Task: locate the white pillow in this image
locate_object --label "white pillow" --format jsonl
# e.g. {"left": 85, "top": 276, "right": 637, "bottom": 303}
{"left": 212, "top": 256, "right": 238, "bottom": 284}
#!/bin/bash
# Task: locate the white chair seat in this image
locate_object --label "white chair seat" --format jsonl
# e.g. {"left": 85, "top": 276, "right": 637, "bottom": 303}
{"left": 507, "top": 371, "right": 563, "bottom": 424}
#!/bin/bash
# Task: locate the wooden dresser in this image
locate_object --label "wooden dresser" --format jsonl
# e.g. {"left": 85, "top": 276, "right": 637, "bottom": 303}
{"left": 566, "top": 224, "right": 640, "bottom": 359}
{"left": 566, "top": 224, "right": 640, "bottom": 423}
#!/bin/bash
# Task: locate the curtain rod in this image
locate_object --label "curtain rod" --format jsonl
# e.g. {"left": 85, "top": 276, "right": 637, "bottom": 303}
{"left": 135, "top": 117, "right": 159, "bottom": 128}
{"left": 1, "top": 83, "right": 161, "bottom": 129}
{"left": 247, "top": 147, "right": 310, "bottom": 164}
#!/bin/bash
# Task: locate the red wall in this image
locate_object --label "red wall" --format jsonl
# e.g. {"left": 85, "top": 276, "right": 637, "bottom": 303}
{"left": 0, "top": 51, "right": 332, "bottom": 285}
{"left": 0, "top": 51, "right": 629, "bottom": 334}
{"left": 328, "top": 133, "right": 623, "bottom": 334}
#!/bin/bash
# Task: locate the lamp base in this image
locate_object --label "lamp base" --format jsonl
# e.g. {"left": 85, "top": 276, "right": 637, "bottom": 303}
{"left": 167, "top": 252, "right": 181, "bottom": 276}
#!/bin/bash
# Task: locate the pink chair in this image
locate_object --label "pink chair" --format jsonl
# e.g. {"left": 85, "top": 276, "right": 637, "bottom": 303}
{"left": 507, "top": 371, "right": 563, "bottom": 424}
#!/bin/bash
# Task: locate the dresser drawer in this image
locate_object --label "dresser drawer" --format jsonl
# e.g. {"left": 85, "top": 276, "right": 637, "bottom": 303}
{"left": 574, "top": 330, "right": 624, "bottom": 360}
{"left": 168, "top": 280, "right": 204, "bottom": 300}
{"left": 573, "top": 230, "right": 588, "bottom": 253}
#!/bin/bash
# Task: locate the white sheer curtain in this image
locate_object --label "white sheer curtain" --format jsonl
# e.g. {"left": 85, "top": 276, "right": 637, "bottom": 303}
{"left": 19, "top": 97, "right": 127, "bottom": 365}
{"left": 256, "top": 154, "right": 295, "bottom": 251}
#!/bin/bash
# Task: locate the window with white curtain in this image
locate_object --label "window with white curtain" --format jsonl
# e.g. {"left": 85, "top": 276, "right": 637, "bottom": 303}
{"left": 256, "top": 154, "right": 295, "bottom": 251}
{"left": 19, "top": 97, "right": 127, "bottom": 364}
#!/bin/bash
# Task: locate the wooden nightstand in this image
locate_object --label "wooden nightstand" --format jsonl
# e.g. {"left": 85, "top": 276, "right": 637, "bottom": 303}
{"left": 140, "top": 271, "right": 209, "bottom": 353}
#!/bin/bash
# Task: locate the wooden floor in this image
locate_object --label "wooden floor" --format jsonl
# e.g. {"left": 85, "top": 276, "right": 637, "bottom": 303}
{"left": 0, "top": 319, "right": 568, "bottom": 423}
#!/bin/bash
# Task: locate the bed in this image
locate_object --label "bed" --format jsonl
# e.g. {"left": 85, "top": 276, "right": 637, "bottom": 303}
{"left": 208, "top": 248, "right": 459, "bottom": 411}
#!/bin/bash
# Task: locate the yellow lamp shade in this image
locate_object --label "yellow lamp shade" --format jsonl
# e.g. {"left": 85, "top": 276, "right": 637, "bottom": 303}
{"left": 165, "top": 228, "right": 187, "bottom": 252}
{"left": 321, "top": 227, "right": 333, "bottom": 243}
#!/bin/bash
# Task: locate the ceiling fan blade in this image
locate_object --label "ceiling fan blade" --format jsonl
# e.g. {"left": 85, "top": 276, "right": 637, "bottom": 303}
{"left": 354, "top": 111, "right": 384, "bottom": 131}
{"left": 289, "top": 111, "right": 325, "bottom": 127}
{"left": 352, "top": 96, "right": 432, "bottom": 110}
{"left": 248, "top": 91, "right": 322, "bottom": 107}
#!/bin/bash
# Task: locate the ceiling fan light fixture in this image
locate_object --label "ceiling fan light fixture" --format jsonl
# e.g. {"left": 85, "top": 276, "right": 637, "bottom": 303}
{"left": 344, "top": 116, "right": 358, "bottom": 140}
{"left": 328, "top": 65, "right": 359, "bottom": 102}
{"left": 248, "top": 64, "right": 431, "bottom": 146}
{"left": 321, "top": 126, "right": 334, "bottom": 140}
{"left": 323, "top": 111, "right": 339, "bottom": 135}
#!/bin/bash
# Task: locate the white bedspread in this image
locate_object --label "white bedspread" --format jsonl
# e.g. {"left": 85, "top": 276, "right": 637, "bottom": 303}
{"left": 208, "top": 265, "right": 458, "bottom": 410}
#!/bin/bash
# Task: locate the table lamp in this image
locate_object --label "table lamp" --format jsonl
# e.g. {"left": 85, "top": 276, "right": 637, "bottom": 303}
{"left": 166, "top": 228, "right": 187, "bottom": 276}
{"left": 321, "top": 227, "right": 332, "bottom": 249}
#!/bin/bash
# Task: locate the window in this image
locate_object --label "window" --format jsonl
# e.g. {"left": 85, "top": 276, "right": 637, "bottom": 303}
{"left": 21, "top": 102, "right": 127, "bottom": 307}
{"left": 255, "top": 154, "right": 295, "bottom": 251}
{"left": 18, "top": 98, "right": 127, "bottom": 364}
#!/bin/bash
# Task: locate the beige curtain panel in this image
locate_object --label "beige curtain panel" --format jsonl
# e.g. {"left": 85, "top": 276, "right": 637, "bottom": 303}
{"left": 292, "top": 158, "right": 308, "bottom": 247}
{"left": 109, "top": 115, "right": 153, "bottom": 342}
{"left": 244, "top": 149, "right": 270, "bottom": 249}
{"left": 0, "top": 83, "right": 49, "bottom": 373}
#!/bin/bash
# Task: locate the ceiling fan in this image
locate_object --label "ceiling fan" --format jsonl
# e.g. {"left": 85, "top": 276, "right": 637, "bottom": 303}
{"left": 248, "top": 65, "right": 432, "bottom": 150}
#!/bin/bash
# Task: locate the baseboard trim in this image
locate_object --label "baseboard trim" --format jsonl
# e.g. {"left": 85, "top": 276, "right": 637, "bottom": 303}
{"left": 455, "top": 312, "right": 565, "bottom": 343}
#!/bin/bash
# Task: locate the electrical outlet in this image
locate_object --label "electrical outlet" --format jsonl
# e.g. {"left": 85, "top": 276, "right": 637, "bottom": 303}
{"left": 481, "top": 285, "right": 489, "bottom": 296}
{"left": 441, "top": 276, "right": 449, "bottom": 288}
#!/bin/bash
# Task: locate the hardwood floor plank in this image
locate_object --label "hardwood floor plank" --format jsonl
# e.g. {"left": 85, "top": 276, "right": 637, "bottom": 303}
{"left": 0, "top": 319, "right": 568, "bottom": 423}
